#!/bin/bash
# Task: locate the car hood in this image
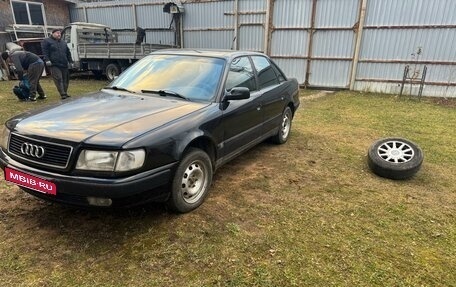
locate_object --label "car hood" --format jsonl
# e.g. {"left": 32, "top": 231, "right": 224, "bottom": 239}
{"left": 10, "top": 90, "right": 209, "bottom": 146}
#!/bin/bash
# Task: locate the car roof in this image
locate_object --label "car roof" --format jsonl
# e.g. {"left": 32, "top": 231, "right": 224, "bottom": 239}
{"left": 151, "top": 49, "right": 267, "bottom": 61}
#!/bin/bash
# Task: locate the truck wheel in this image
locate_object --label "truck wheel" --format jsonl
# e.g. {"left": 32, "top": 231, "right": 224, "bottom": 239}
{"left": 367, "top": 137, "right": 423, "bottom": 180}
{"left": 105, "top": 63, "right": 121, "bottom": 81}
{"left": 167, "top": 148, "right": 213, "bottom": 213}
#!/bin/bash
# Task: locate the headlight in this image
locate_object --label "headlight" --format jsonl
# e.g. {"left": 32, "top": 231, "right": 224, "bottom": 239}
{"left": 0, "top": 125, "right": 10, "bottom": 150}
{"left": 115, "top": 150, "right": 146, "bottom": 171}
{"left": 76, "top": 149, "right": 145, "bottom": 172}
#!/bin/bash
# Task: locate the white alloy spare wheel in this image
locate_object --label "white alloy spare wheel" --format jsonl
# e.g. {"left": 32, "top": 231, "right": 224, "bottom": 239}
{"left": 367, "top": 137, "right": 423, "bottom": 180}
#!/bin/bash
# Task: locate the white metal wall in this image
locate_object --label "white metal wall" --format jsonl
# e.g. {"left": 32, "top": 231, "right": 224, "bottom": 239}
{"left": 69, "top": 1, "right": 176, "bottom": 45}
{"left": 310, "top": 0, "right": 359, "bottom": 88}
{"left": 271, "top": 0, "right": 312, "bottom": 85}
{"left": 69, "top": 0, "right": 456, "bottom": 97}
{"left": 354, "top": 0, "right": 456, "bottom": 97}
{"left": 182, "top": 1, "right": 235, "bottom": 49}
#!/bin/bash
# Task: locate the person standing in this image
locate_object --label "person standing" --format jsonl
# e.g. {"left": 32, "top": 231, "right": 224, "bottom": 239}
{"left": 41, "top": 28, "right": 73, "bottom": 99}
{"left": 1, "top": 50, "right": 46, "bottom": 101}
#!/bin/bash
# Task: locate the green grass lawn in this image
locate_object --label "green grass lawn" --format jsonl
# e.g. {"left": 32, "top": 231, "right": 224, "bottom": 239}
{"left": 0, "top": 78, "right": 455, "bottom": 286}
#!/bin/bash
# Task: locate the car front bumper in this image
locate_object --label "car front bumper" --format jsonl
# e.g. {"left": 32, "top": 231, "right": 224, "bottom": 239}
{"left": 0, "top": 148, "right": 175, "bottom": 207}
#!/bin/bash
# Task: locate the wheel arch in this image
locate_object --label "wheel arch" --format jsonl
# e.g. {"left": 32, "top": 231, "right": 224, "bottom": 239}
{"left": 287, "top": 102, "right": 296, "bottom": 117}
{"left": 181, "top": 136, "right": 217, "bottom": 171}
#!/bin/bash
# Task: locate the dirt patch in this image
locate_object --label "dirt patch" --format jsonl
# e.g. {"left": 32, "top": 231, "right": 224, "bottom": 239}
{"left": 427, "top": 97, "right": 456, "bottom": 108}
{"left": 300, "top": 90, "right": 335, "bottom": 100}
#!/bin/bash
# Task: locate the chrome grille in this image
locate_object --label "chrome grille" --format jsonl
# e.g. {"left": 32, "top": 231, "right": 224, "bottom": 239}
{"left": 8, "top": 133, "right": 73, "bottom": 169}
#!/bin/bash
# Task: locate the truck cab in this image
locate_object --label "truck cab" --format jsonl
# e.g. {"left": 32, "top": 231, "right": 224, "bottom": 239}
{"left": 62, "top": 22, "right": 117, "bottom": 79}
{"left": 62, "top": 22, "right": 115, "bottom": 63}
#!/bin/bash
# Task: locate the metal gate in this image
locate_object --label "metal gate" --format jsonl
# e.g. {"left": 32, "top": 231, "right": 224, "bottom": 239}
{"left": 269, "top": 0, "right": 360, "bottom": 88}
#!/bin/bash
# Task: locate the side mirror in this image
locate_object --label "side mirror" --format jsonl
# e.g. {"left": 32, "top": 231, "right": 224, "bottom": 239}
{"left": 223, "top": 87, "right": 250, "bottom": 101}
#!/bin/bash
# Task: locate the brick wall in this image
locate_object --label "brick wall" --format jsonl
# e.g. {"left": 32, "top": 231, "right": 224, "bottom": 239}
{"left": 0, "top": 1, "right": 14, "bottom": 28}
{"left": 0, "top": 0, "right": 71, "bottom": 50}
{"left": 0, "top": 1, "right": 14, "bottom": 49}
{"left": 43, "top": 0, "right": 71, "bottom": 27}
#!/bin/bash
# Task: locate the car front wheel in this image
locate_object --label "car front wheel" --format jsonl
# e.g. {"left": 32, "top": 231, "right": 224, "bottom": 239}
{"left": 168, "top": 148, "right": 213, "bottom": 213}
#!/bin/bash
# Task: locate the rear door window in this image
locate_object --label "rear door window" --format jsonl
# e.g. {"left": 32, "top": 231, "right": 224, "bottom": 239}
{"left": 251, "top": 56, "right": 279, "bottom": 90}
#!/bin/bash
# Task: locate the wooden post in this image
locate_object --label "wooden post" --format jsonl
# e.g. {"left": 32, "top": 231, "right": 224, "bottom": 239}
{"left": 305, "top": 0, "right": 317, "bottom": 87}
{"left": 264, "top": 0, "right": 274, "bottom": 55}
{"left": 233, "top": 0, "right": 239, "bottom": 50}
{"left": 350, "top": 0, "right": 368, "bottom": 90}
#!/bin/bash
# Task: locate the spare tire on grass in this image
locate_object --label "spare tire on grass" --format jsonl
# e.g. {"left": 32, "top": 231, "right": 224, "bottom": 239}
{"left": 367, "top": 137, "right": 423, "bottom": 180}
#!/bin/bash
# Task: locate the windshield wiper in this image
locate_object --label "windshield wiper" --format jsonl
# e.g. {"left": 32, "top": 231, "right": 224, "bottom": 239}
{"left": 104, "top": 86, "right": 136, "bottom": 93}
{"left": 141, "top": 89, "right": 189, "bottom": 101}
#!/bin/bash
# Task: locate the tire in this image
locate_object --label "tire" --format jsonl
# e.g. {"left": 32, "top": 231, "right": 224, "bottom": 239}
{"left": 167, "top": 148, "right": 213, "bottom": 213}
{"left": 105, "top": 63, "right": 121, "bottom": 81}
{"left": 271, "top": 106, "right": 293, "bottom": 144}
{"left": 367, "top": 137, "right": 423, "bottom": 180}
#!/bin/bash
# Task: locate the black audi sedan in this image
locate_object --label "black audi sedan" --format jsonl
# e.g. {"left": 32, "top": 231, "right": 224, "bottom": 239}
{"left": 1, "top": 49, "right": 299, "bottom": 213}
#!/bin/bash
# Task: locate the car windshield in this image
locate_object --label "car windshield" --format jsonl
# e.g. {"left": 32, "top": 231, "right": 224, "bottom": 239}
{"left": 107, "top": 54, "right": 225, "bottom": 102}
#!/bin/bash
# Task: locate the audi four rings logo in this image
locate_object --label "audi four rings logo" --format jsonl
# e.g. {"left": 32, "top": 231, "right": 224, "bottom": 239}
{"left": 21, "top": 142, "right": 45, "bottom": 158}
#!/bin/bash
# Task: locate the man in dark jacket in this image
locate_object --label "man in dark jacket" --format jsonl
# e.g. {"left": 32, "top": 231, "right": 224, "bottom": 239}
{"left": 2, "top": 50, "right": 46, "bottom": 101}
{"left": 41, "top": 28, "right": 73, "bottom": 100}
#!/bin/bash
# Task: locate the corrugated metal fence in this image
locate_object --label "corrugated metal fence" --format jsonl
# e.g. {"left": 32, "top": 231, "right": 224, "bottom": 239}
{"left": 70, "top": 0, "right": 456, "bottom": 98}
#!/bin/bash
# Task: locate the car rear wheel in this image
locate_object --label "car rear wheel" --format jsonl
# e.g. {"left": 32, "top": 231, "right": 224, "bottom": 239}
{"left": 271, "top": 106, "right": 293, "bottom": 144}
{"left": 367, "top": 137, "right": 423, "bottom": 180}
{"left": 168, "top": 148, "right": 213, "bottom": 213}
